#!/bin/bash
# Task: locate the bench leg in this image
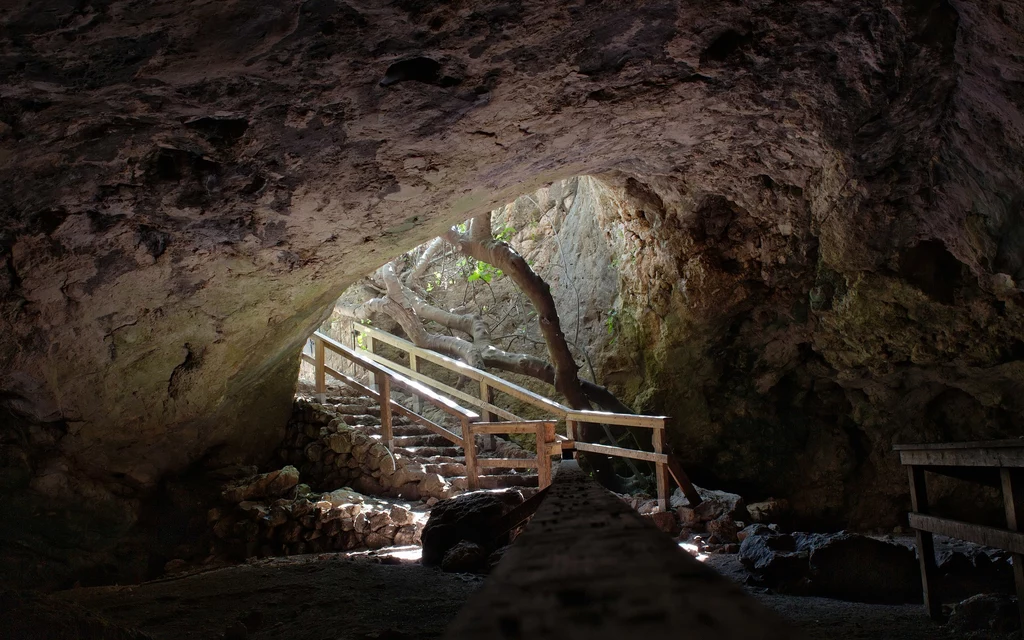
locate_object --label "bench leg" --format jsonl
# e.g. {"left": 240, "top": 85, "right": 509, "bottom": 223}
{"left": 1001, "top": 468, "right": 1024, "bottom": 632}
{"left": 908, "top": 466, "right": 941, "bottom": 620}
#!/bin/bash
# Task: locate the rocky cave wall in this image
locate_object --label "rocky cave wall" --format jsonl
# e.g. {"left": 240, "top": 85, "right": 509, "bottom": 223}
{"left": 1, "top": 0, "right": 1023, "bottom": 587}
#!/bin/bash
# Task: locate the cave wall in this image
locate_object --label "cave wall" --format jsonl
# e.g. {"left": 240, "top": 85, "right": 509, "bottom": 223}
{"left": 1, "top": 0, "right": 1022, "bottom": 585}
{"left": 586, "top": 0, "right": 1024, "bottom": 528}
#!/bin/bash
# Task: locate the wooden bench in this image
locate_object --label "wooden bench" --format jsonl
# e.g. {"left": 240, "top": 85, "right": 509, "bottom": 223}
{"left": 895, "top": 439, "right": 1024, "bottom": 628}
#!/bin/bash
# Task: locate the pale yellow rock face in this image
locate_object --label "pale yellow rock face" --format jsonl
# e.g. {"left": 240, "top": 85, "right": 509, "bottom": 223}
{"left": 1, "top": 0, "right": 1023, "bottom": 586}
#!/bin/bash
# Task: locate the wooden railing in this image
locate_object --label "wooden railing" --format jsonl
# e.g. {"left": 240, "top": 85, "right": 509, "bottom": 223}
{"left": 340, "top": 324, "right": 700, "bottom": 509}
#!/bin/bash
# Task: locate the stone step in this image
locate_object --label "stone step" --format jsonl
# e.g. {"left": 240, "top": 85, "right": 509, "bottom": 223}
{"left": 394, "top": 434, "right": 455, "bottom": 448}
{"left": 424, "top": 462, "right": 467, "bottom": 476}
{"left": 449, "top": 474, "right": 539, "bottom": 491}
{"left": 394, "top": 446, "right": 463, "bottom": 458}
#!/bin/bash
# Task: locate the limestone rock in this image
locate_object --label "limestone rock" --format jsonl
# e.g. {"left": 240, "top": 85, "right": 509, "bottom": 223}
{"left": 421, "top": 490, "right": 524, "bottom": 566}
{"left": 222, "top": 467, "right": 300, "bottom": 504}
{"left": 947, "top": 594, "right": 1021, "bottom": 633}
{"left": 440, "top": 541, "right": 488, "bottom": 574}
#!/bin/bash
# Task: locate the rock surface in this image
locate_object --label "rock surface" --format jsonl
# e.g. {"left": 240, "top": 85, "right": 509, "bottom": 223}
{"left": 421, "top": 489, "right": 523, "bottom": 568}
{"left": 2, "top": 0, "right": 1024, "bottom": 586}
{"left": 739, "top": 529, "right": 1016, "bottom": 605}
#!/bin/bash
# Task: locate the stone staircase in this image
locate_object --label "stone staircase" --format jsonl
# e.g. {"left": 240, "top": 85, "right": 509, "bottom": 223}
{"left": 310, "top": 388, "right": 541, "bottom": 498}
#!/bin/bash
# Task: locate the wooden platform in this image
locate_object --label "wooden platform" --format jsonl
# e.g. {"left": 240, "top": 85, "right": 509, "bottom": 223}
{"left": 896, "top": 439, "right": 1024, "bottom": 628}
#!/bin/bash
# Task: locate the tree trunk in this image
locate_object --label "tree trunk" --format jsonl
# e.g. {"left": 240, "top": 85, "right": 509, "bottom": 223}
{"left": 445, "top": 213, "right": 624, "bottom": 491}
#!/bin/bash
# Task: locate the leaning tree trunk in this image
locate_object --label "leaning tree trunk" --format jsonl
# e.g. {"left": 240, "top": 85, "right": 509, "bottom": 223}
{"left": 445, "top": 213, "right": 625, "bottom": 491}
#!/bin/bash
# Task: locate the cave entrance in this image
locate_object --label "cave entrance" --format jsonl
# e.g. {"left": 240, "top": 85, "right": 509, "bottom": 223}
{"left": 294, "top": 174, "right": 705, "bottom": 510}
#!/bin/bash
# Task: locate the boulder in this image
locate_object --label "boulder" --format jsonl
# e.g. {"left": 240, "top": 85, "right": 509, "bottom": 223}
{"left": 740, "top": 530, "right": 922, "bottom": 604}
{"left": 747, "top": 498, "right": 789, "bottom": 524}
{"left": 421, "top": 490, "right": 524, "bottom": 566}
{"left": 805, "top": 533, "right": 920, "bottom": 604}
{"left": 221, "top": 466, "right": 300, "bottom": 503}
{"left": 643, "top": 511, "right": 679, "bottom": 535}
{"left": 441, "top": 541, "right": 488, "bottom": 574}
{"left": 947, "top": 593, "right": 1021, "bottom": 633}
{"left": 739, "top": 532, "right": 808, "bottom": 585}
{"left": 706, "top": 515, "right": 740, "bottom": 544}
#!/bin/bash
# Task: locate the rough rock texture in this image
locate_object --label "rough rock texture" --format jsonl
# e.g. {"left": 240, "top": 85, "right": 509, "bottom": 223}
{"left": 208, "top": 481, "right": 423, "bottom": 563}
{"left": 0, "top": 589, "right": 151, "bottom": 640}
{"left": 948, "top": 593, "right": 1022, "bottom": 634}
{"left": 278, "top": 397, "right": 454, "bottom": 501}
{"left": 739, "top": 528, "right": 1015, "bottom": 604}
{"left": 3, "top": 0, "right": 1024, "bottom": 585}
{"left": 421, "top": 489, "right": 523, "bottom": 567}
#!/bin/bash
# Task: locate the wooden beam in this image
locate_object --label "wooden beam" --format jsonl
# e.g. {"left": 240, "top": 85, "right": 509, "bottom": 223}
{"left": 898, "top": 447, "right": 1024, "bottom": 468}
{"left": 565, "top": 409, "right": 667, "bottom": 429}
{"left": 490, "top": 487, "right": 550, "bottom": 539}
{"left": 316, "top": 332, "right": 479, "bottom": 422}
{"left": 314, "top": 337, "right": 326, "bottom": 402}
{"left": 907, "top": 513, "right": 1024, "bottom": 555}
{"left": 377, "top": 372, "right": 394, "bottom": 451}
{"left": 573, "top": 441, "right": 668, "bottom": 464}
{"left": 480, "top": 380, "right": 494, "bottom": 422}
{"left": 652, "top": 429, "right": 669, "bottom": 512}
{"left": 667, "top": 454, "right": 702, "bottom": 507}
{"left": 894, "top": 439, "right": 1024, "bottom": 450}
{"left": 470, "top": 421, "right": 557, "bottom": 435}
{"left": 325, "top": 366, "right": 464, "bottom": 447}
{"left": 354, "top": 325, "right": 570, "bottom": 418}
{"left": 908, "top": 467, "right": 941, "bottom": 620}
{"left": 462, "top": 417, "right": 480, "bottom": 490}
{"left": 350, "top": 341, "right": 521, "bottom": 421}
{"left": 537, "top": 421, "right": 554, "bottom": 489}
{"left": 1001, "top": 468, "right": 1024, "bottom": 630}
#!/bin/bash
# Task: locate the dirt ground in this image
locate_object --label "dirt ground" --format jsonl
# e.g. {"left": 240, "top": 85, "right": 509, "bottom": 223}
{"left": 53, "top": 551, "right": 1018, "bottom": 640}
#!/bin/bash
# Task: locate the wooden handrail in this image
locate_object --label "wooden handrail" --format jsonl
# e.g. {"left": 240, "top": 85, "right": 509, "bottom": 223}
{"left": 354, "top": 324, "right": 570, "bottom": 418}
{"left": 311, "top": 325, "right": 701, "bottom": 509}
{"left": 564, "top": 409, "right": 667, "bottom": 430}
{"left": 316, "top": 332, "right": 479, "bottom": 422}
{"left": 352, "top": 342, "right": 522, "bottom": 421}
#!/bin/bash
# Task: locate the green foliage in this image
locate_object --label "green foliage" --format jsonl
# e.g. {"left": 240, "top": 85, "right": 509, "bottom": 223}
{"left": 495, "top": 224, "right": 515, "bottom": 242}
{"left": 467, "top": 260, "right": 503, "bottom": 284}
{"left": 605, "top": 308, "right": 619, "bottom": 336}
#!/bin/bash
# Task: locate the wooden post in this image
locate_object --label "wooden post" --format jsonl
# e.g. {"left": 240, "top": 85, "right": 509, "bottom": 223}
{"left": 409, "top": 353, "right": 422, "bottom": 413}
{"left": 479, "top": 381, "right": 495, "bottom": 451}
{"left": 909, "top": 465, "right": 941, "bottom": 620}
{"left": 1001, "top": 468, "right": 1024, "bottom": 631}
{"left": 463, "top": 418, "right": 480, "bottom": 490}
{"left": 536, "top": 421, "right": 554, "bottom": 489}
{"left": 364, "top": 334, "right": 375, "bottom": 388}
{"left": 314, "top": 336, "right": 326, "bottom": 403}
{"left": 566, "top": 419, "right": 578, "bottom": 441}
{"left": 376, "top": 371, "right": 394, "bottom": 452}
{"left": 652, "top": 428, "right": 670, "bottom": 512}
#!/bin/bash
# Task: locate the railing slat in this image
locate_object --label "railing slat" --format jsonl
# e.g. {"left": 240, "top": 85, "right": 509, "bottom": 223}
{"left": 573, "top": 441, "right": 668, "bottom": 464}
{"left": 354, "top": 324, "right": 570, "bottom": 418}
{"left": 351, "top": 345, "right": 521, "bottom": 421}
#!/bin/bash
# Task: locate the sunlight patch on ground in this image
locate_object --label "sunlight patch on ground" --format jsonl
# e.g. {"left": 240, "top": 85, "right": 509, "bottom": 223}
{"left": 679, "top": 541, "right": 709, "bottom": 562}
{"left": 346, "top": 545, "right": 423, "bottom": 562}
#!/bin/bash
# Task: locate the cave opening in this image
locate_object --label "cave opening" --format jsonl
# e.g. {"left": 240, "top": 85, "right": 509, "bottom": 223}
{"left": 3, "top": 0, "right": 1024, "bottom": 637}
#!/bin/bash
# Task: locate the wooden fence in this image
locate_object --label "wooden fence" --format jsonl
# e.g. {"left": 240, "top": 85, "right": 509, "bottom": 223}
{"left": 304, "top": 326, "right": 699, "bottom": 508}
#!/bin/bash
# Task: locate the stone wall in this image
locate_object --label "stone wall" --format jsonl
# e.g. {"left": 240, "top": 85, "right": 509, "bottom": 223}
{"left": 276, "top": 397, "right": 454, "bottom": 502}
{"left": 207, "top": 467, "right": 423, "bottom": 563}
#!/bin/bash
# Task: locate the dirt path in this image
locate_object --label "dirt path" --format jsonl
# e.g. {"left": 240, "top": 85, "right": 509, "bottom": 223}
{"left": 58, "top": 555, "right": 482, "bottom": 640}
{"left": 57, "top": 552, "right": 1015, "bottom": 640}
